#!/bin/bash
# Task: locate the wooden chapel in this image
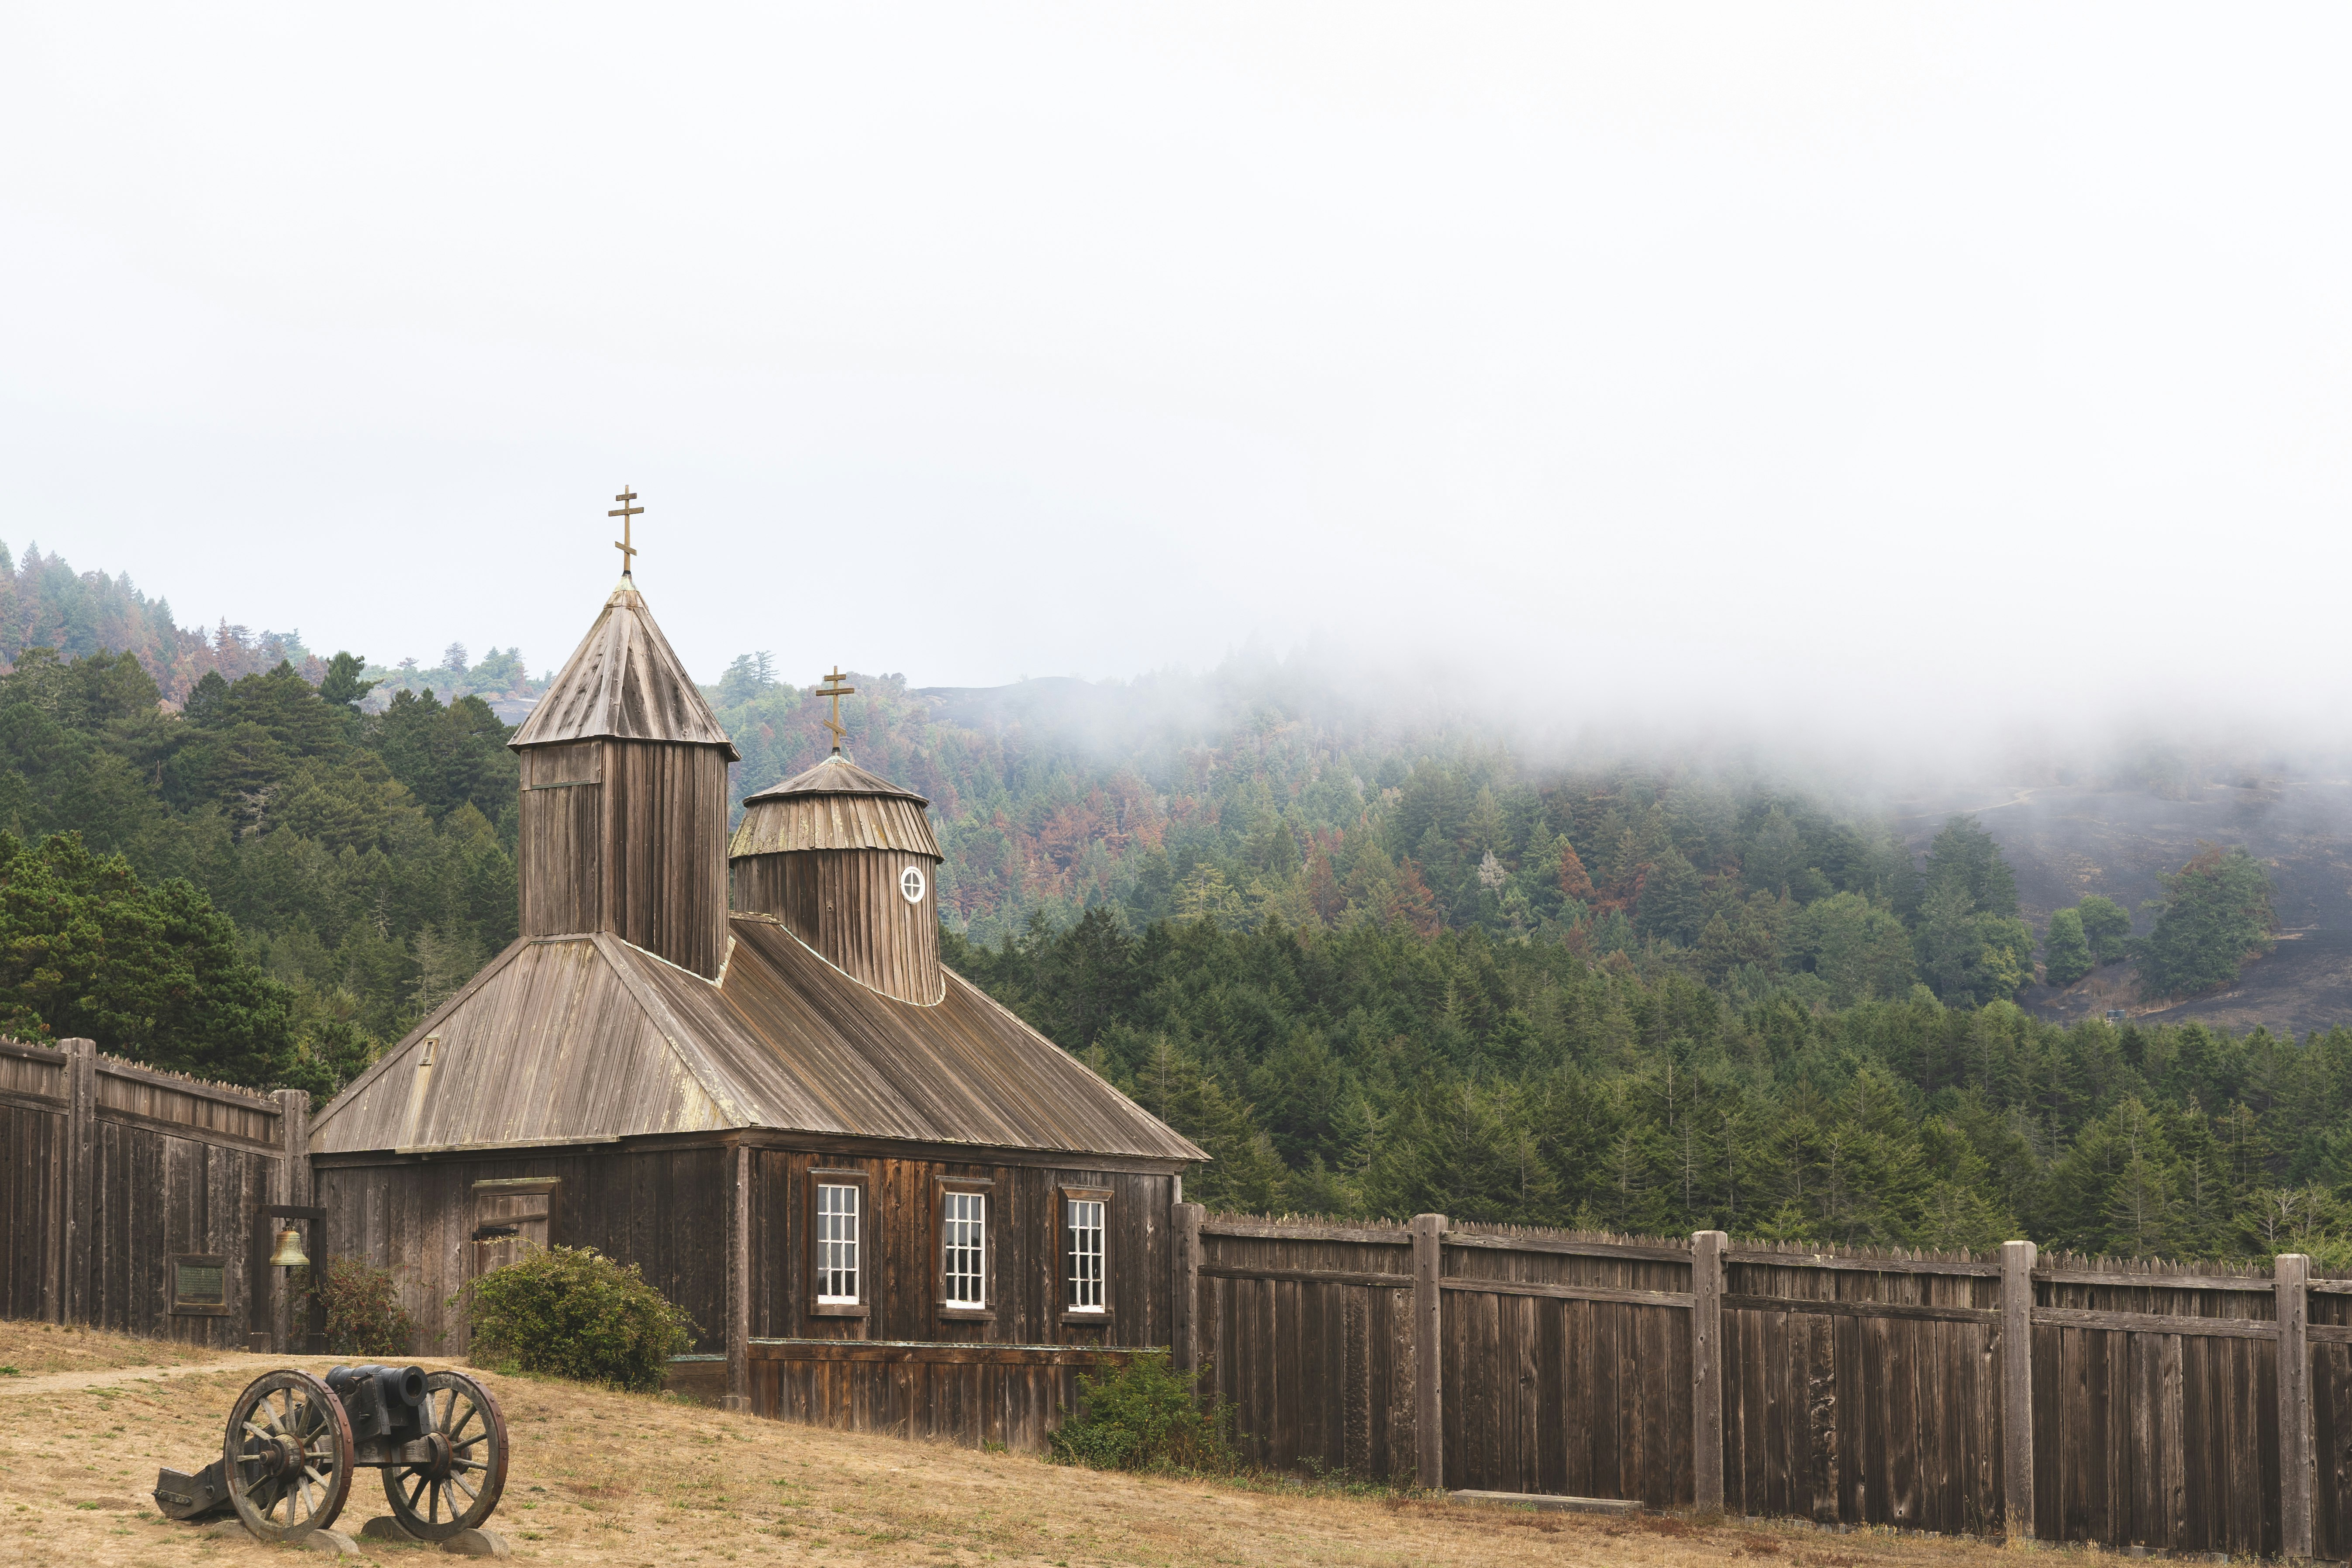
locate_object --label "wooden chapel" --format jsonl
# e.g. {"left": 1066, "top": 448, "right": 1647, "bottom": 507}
{"left": 307, "top": 559, "right": 1200, "bottom": 1440}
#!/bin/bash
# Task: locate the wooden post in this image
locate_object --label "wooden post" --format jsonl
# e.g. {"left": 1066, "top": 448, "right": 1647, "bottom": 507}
{"left": 1691, "top": 1230, "right": 1726, "bottom": 1514}
{"left": 1173, "top": 1202, "right": 1203, "bottom": 1374}
{"left": 725, "top": 1143, "right": 752, "bottom": 1413}
{"left": 61, "top": 1039, "right": 95, "bottom": 1326}
{"left": 269, "top": 1090, "right": 320, "bottom": 1353}
{"left": 2000, "top": 1239, "right": 2036, "bottom": 1540}
{"left": 1412, "top": 1213, "right": 1446, "bottom": 1492}
{"left": 2279, "top": 1251, "right": 2313, "bottom": 1560}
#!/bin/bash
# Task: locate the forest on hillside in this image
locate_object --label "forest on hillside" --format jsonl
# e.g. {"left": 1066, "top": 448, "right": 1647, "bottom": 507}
{"left": 0, "top": 555, "right": 2309, "bottom": 1263}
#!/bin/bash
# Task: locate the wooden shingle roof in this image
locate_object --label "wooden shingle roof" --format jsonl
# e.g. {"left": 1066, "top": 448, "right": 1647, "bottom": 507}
{"left": 308, "top": 915, "right": 1204, "bottom": 1164}
{"left": 509, "top": 577, "right": 739, "bottom": 758}
{"left": 731, "top": 754, "right": 941, "bottom": 859}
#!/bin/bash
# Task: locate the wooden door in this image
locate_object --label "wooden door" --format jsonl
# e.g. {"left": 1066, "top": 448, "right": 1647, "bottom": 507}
{"left": 469, "top": 1179, "right": 560, "bottom": 1279}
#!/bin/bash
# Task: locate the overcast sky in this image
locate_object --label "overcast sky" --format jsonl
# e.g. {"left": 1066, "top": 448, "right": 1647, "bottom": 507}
{"left": 2, "top": 6, "right": 2346, "bottom": 738}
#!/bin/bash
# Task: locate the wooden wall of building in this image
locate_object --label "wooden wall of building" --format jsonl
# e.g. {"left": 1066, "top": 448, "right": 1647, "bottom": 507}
{"left": 745, "top": 1148, "right": 1175, "bottom": 1348}
{"left": 730, "top": 850, "right": 941, "bottom": 1004}
{"left": 322, "top": 1141, "right": 1172, "bottom": 1360}
{"left": 517, "top": 737, "right": 731, "bottom": 979}
{"left": 316, "top": 1142, "right": 731, "bottom": 1356}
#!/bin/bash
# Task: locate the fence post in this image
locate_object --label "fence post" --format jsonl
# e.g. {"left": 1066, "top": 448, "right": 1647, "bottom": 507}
{"left": 2279, "top": 1251, "right": 2313, "bottom": 1560}
{"left": 724, "top": 1143, "right": 752, "bottom": 1413}
{"left": 1412, "top": 1212, "right": 1447, "bottom": 1492}
{"left": 1691, "top": 1230, "right": 1726, "bottom": 1514}
{"left": 270, "top": 1089, "right": 308, "bottom": 1354}
{"left": 61, "top": 1039, "right": 96, "bottom": 1326}
{"left": 1173, "top": 1202, "right": 1203, "bottom": 1374}
{"left": 2000, "top": 1239, "right": 2036, "bottom": 1540}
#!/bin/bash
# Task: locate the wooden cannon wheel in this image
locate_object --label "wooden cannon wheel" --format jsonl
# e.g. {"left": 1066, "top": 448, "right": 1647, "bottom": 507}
{"left": 382, "top": 1370, "right": 509, "bottom": 1540}
{"left": 222, "top": 1369, "right": 354, "bottom": 1541}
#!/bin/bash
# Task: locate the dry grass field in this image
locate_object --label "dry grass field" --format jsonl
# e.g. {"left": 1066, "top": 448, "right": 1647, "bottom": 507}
{"left": 0, "top": 1324, "right": 2078, "bottom": 1567}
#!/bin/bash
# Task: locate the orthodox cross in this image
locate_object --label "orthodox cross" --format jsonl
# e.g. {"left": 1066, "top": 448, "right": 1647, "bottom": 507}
{"left": 814, "top": 666, "right": 856, "bottom": 753}
{"left": 609, "top": 486, "right": 642, "bottom": 574}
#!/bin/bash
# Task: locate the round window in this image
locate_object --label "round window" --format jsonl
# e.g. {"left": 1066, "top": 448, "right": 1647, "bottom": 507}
{"left": 900, "top": 865, "right": 927, "bottom": 904}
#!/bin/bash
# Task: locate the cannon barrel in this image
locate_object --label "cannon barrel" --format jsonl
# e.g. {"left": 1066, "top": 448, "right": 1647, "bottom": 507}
{"left": 325, "top": 1364, "right": 427, "bottom": 1409}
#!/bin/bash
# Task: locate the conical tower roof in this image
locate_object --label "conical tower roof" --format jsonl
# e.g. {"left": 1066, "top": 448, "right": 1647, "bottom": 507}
{"left": 742, "top": 752, "right": 927, "bottom": 806}
{"left": 510, "top": 577, "right": 739, "bottom": 759}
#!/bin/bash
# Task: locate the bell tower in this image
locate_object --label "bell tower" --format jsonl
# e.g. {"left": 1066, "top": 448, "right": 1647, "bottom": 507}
{"left": 508, "top": 497, "right": 738, "bottom": 979}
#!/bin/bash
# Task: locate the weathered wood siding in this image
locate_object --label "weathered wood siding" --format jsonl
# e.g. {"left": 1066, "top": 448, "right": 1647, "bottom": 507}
{"left": 0, "top": 1041, "right": 65, "bottom": 1321}
{"left": 745, "top": 1341, "right": 1126, "bottom": 1449}
{"left": 747, "top": 1149, "right": 1173, "bottom": 1347}
{"left": 1723, "top": 1251, "right": 2000, "bottom": 1534}
{"left": 516, "top": 737, "right": 730, "bottom": 979}
{"left": 1448, "top": 1230, "right": 1693, "bottom": 1503}
{"left": 2031, "top": 1269, "right": 2279, "bottom": 1555}
{"left": 316, "top": 1144, "right": 732, "bottom": 1356}
{"left": 0, "top": 1039, "right": 298, "bottom": 1347}
{"left": 1183, "top": 1214, "right": 2350, "bottom": 1554}
{"left": 1195, "top": 1225, "right": 1418, "bottom": 1483}
{"left": 518, "top": 741, "right": 603, "bottom": 939}
{"left": 323, "top": 1141, "right": 1170, "bottom": 1386}
{"left": 2312, "top": 1282, "right": 2352, "bottom": 1560}
{"left": 731, "top": 849, "right": 941, "bottom": 1004}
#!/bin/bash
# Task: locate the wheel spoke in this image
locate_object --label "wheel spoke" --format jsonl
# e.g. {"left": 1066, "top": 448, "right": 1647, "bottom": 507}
{"left": 428, "top": 1482, "right": 441, "bottom": 1526}
{"left": 450, "top": 1458, "right": 487, "bottom": 1471}
{"left": 449, "top": 1402, "right": 482, "bottom": 1442}
{"left": 404, "top": 1473, "right": 428, "bottom": 1510}
{"left": 447, "top": 1470, "right": 481, "bottom": 1505}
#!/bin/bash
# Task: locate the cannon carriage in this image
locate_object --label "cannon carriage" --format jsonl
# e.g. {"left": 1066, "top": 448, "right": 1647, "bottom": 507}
{"left": 155, "top": 1364, "right": 507, "bottom": 1544}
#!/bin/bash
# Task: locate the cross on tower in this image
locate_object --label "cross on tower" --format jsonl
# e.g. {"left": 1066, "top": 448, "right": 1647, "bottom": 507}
{"left": 609, "top": 486, "right": 643, "bottom": 575}
{"left": 814, "top": 666, "right": 857, "bottom": 754}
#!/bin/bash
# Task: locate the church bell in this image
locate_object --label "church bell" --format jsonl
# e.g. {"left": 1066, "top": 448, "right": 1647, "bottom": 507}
{"left": 267, "top": 1224, "right": 310, "bottom": 1269}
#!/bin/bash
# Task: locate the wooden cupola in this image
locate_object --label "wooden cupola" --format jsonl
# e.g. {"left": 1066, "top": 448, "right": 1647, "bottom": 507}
{"left": 729, "top": 752, "right": 944, "bottom": 1004}
{"left": 509, "top": 575, "right": 740, "bottom": 979}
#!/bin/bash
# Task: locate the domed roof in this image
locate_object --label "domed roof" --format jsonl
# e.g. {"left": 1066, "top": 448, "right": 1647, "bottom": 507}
{"left": 510, "top": 578, "right": 739, "bottom": 759}
{"left": 742, "top": 752, "right": 928, "bottom": 807}
{"left": 731, "top": 752, "right": 940, "bottom": 859}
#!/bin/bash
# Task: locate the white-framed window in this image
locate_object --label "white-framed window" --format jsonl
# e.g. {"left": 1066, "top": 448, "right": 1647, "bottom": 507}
{"left": 816, "top": 1182, "right": 860, "bottom": 1304}
{"left": 1066, "top": 1197, "right": 1105, "bottom": 1313}
{"left": 900, "top": 865, "right": 927, "bottom": 904}
{"left": 941, "top": 1189, "right": 986, "bottom": 1307}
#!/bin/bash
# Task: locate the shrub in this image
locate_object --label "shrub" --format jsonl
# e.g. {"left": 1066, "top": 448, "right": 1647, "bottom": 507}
{"left": 302, "top": 1257, "right": 417, "bottom": 1357}
{"left": 460, "top": 1245, "right": 697, "bottom": 1392}
{"left": 1049, "top": 1351, "right": 1236, "bottom": 1472}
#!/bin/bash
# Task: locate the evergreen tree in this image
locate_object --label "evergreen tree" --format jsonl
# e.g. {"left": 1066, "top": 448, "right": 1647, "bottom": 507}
{"left": 2138, "top": 846, "right": 2274, "bottom": 1000}
{"left": 2078, "top": 894, "right": 2133, "bottom": 964}
{"left": 2043, "top": 907, "right": 2093, "bottom": 987}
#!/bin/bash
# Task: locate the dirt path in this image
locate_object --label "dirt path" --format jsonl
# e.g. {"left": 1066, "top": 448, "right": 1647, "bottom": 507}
{"left": 0, "top": 1353, "right": 465, "bottom": 1398}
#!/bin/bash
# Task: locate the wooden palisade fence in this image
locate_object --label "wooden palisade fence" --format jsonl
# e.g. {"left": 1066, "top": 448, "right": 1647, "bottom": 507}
{"left": 1174, "top": 1204, "right": 2352, "bottom": 1558}
{"left": 0, "top": 1037, "right": 311, "bottom": 1349}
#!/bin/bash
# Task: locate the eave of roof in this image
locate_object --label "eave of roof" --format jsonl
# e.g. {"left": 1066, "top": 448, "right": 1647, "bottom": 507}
{"left": 309, "top": 917, "right": 1204, "bottom": 1164}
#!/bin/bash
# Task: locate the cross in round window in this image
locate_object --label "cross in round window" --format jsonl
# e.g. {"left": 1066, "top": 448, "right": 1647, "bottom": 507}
{"left": 900, "top": 865, "right": 927, "bottom": 904}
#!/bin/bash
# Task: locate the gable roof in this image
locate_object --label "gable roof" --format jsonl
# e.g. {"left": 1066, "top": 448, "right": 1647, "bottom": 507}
{"left": 309, "top": 914, "right": 1203, "bottom": 1163}
{"left": 509, "top": 577, "right": 739, "bottom": 758}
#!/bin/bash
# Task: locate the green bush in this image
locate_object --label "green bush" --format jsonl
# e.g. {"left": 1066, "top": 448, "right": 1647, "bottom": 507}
{"left": 300, "top": 1256, "right": 417, "bottom": 1357}
{"left": 460, "top": 1245, "right": 697, "bottom": 1392}
{"left": 1049, "top": 1351, "right": 1236, "bottom": 1472}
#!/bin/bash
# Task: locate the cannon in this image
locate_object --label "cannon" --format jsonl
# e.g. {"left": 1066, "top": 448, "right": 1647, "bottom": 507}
{"left": 154, "top": 1365, "right": 508, "bottom": 1544}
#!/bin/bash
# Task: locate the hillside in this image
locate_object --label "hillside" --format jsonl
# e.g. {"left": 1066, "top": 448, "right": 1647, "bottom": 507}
{"left": 0, "top": 1323, "right": 2033, "bottom": 1568}
{"left": 5, "top": 544, "right": 2352, "bottom": 1263}
{"left": 1906, "top": 778, "right": 2352, "bottom": 1035}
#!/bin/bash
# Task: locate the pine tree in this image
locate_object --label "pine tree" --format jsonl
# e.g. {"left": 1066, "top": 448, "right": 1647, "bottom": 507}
{"left": 2043, "top": 906, "right": 2093, "bottom": 986}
